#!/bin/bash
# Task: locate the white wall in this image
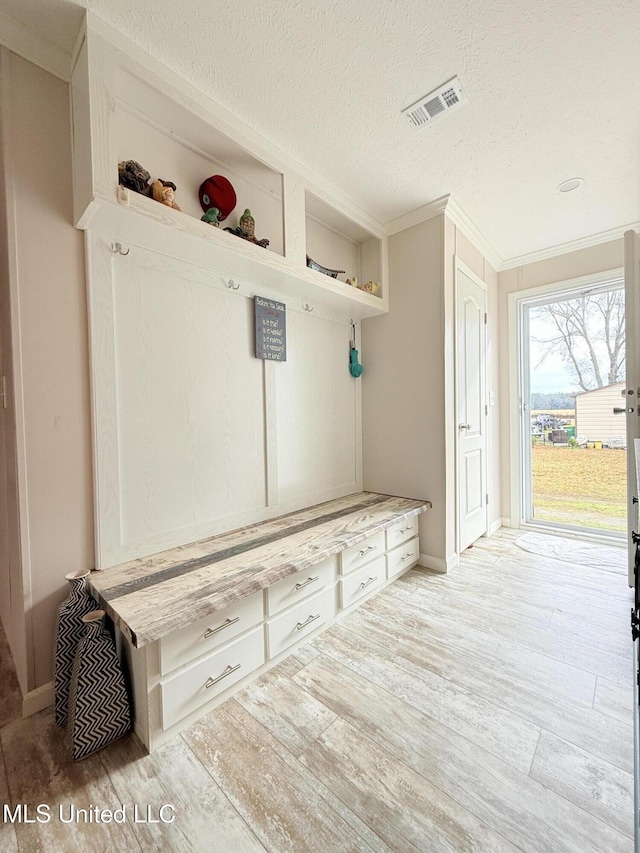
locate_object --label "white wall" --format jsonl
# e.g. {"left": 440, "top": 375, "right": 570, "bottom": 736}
{"left": 498, "top": 238, "right": 624, "bottom": 523}
{"left": 0, "top": 49, "right": 94, "bottom": 693}
{"left": 362, "top": 213, "right": 501, "bottom": 569}
{"left": 362, "top": 216, "right": 445, "bottom": 562}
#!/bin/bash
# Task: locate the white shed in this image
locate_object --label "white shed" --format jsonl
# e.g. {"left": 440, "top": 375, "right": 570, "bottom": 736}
{"left": 574, "top": 382, "right": 626, "bottom": 446}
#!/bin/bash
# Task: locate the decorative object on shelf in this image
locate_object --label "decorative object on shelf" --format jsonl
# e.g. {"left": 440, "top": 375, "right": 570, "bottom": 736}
{"left": 349, "top": 320, "right": 363, "bottom": 378}
{"left": 225, "top": 208, "right": 270, "bottom": 249}
{"left": 201, "top": 207, "right": 220, "bottom": 226}
{"left": 306, "top": 255, "right": 345, "bottom": 278}
{"left": 118, "top": 160, "right": 152, "bottom": 196}
{"left": 68, "top": 610, "right": 131, "bottom": 761}
{"left": 152, "top": 179, "right": 181, "bottom": 211}
{"left": 198, "top": 175, "right": 236, "bottom": 222}
{"left": 347, "top": 276, "right": 380, "bottom": 295}
{"left": 54, "top": 570, "right": 99, "bottom": 728}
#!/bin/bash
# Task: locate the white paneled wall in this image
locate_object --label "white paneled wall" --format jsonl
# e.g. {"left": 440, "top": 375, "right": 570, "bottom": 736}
{"left": 87, "top": 233, "right": 362, "bottom": 568}
{"left": 114, "top": 261, "right": 267, "bottom": 542}
{"left": 276, "top": 310, "right": 359, "bottom": 505}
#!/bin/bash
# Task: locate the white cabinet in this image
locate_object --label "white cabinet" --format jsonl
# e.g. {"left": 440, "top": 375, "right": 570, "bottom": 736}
{"left": 386, "top": 516, "right": 419, "bottom": 551}
{"left": 339, "top": 556, "right": 386, "bottom": 609}
{"left": 340, "top": 531, "right": 386, "bottom": 575}
{"left": 387, "top": 537, "right": 420, "bottom": 581}
{"left": 159, "top": 590, "right": 263, "bottom": 676}
{"left": 159, "top": 626, "right": 265, "bottom": 730}
{"left": 266, "top": 557, "right": 337, "bottom": 617}
{"left": 70, "top": 17, "right": 388, "bottom": 321}
{"left": 267, "top": 586, "right": 337, "bottom": 659}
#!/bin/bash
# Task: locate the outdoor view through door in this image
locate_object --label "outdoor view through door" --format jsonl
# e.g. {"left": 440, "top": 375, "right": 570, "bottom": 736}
{"left": 522, "top": 281, "right": 626, "bottom": 536}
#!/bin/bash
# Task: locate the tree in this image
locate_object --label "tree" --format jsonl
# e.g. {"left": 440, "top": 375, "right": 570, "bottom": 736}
{"left": 531, "top": 289, "right": 625, "bottom": 392}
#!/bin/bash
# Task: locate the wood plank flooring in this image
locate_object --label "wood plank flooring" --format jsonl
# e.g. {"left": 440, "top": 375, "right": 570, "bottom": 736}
{"left": 0, "top": 528, "right": 634, "bottom": 851}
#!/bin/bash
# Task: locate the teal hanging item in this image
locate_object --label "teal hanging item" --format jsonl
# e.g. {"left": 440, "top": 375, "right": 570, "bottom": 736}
{"left": 349, "top": 321, "right": 363, "bottom": 378}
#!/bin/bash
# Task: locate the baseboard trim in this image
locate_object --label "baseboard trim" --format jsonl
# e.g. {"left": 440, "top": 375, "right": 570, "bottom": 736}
{"left": 488, "top": 518, "right": 502, "bottom": 536}
{"left": 418, "top": 551, "right": 459, "bottom": 573}
{"left": 22, "top": 681, "right": 53, "bottom": 718}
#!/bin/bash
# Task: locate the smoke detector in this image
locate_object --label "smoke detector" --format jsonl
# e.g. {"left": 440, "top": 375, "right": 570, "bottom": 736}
{"left": 401, "top": 77, "right": 468, "bottom": 129}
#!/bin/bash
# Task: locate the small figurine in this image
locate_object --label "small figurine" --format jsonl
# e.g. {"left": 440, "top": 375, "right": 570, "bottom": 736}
{"left": 224, "top": 208, "right": 270, "bottom": 249}
{"left": 360, "top": 281, "right": 380, "bottom": 294}
{"left": 118, "top": 160, "right": 152, "bottom": 196}
{"left": 346, "top": 276, "right": 358, "bottom": 288}
{"left": 152, "top": 179, "right": 181, "bottom": 211}
{"left": 201, "top": 207, "right": 220, "bottom": 227}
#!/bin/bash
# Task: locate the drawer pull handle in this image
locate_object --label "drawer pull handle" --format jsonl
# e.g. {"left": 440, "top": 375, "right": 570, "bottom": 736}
{"left": 296, "top": 613, "right": 321, "bottom": 631}
{"left": 295, "top": 575, "right": 319, "bottom": 591}
{"left": 358, "top": 545, "right": 377, "bottom": 557}
{"left": 400, "top": 526, "right": 412, "bottom": 534}
{"left": 204, "top": 617, "right": 240, "bottom": 638}
{"left": 205, "top": 663, "right": 241, "bottom": 688}
{"left": 401, "top": 553, "right": 413, "bottom": 562}
{"left": 360, "top": 576, "right": 377, "bottom": 590}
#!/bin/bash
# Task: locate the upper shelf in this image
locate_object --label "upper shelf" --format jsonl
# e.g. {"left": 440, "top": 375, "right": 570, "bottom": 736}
{"left": 70, "top": 16, "right": 389, "bottom": 320}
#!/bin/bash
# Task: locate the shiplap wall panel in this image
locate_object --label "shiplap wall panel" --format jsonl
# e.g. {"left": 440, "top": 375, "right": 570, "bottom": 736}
{"left": 276, "top": 311, "right": 358, "bottom": 504}
{"left": 113, "top": 256, "right": 267, "bottom": 543}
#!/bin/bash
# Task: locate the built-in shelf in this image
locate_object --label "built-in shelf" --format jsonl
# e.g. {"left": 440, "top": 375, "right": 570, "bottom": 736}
{"left": 70, "top": 15, "right": 389, "bottom": 320}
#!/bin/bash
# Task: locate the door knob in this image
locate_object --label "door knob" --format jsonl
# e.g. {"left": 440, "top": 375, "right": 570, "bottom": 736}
{"left": 613, "top": 407, "right": 634, "bottom": 414}
{"left": 458, "top": 423, "right": 470, "bottom": 430}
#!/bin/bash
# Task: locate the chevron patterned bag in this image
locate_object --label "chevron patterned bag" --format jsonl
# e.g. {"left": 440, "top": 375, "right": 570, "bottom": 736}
{"left": 68, "top": 609, "right": 131, "bottom": 760}
{"left": 53, "top": 570, "right": 98, "bottom": 727}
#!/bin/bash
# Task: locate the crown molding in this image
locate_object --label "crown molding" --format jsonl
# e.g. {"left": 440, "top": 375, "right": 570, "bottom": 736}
{"left": 384, "top": 194, "right": 503, "bottom": 272}
{"left": 500, "top": 221, "right": 640, "bottom": 271}
{"left": 0, "top": 12, "right": 72, "bottom": 82}
{"left": 384, "top": 195, "right": 451, "bottom": 237}
{"left": 444, "top": 196, "right": 503, "bottom": 272}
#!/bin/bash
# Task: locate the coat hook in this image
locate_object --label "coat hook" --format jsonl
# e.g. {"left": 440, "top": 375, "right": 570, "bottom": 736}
{"left": 111, "top": 242, "right": 129, "bottom": 256}
{"left": 303, "top": 303, "right": 314, "bottom": 312}
{"left": 227, "top": 279, "right": 240, "bottom": 290}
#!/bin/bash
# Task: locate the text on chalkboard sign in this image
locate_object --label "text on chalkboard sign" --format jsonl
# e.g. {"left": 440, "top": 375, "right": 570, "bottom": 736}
{"left": 255, "top": 296, "right": 287, "bottom": 361}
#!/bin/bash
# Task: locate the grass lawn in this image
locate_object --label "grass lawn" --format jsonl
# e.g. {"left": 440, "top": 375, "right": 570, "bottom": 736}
{"left": 531, "top": 444, "right": 627, "bottom": 533}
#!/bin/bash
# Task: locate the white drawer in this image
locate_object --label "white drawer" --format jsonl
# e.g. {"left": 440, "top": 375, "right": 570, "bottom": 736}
{"left": 160, "top": 626, "right": 265, "bottom": 730}
{"left": 267, "top": 556, "right": 337, "bottom": 617}
{"left": 340, "top": 531, "right": 386, "bottom": 575}
{"left": 385, "top": 516, "right": 419, "bottom": 551}
{"left": 339, "top": 556, "right": 386, "bottom": 609}
{"left": 159, "top": 590, "right": 263, "bottom": 675}
{"left": 387, "top": 536, "right": 420, "bottom": 580}
{"left": 267, "top": 586, "right": 336, "bottom": 660}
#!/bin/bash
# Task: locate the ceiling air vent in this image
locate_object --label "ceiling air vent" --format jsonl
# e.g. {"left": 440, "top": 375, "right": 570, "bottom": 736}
{"left": 401, "top": 77, "right": 468, "bottom": 129}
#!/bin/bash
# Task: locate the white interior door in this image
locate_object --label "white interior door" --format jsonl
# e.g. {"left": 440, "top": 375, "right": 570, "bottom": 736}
{"left": 624, "top": 230, "right": 640, "bottom": 585}
{"left": 456, "top": 262, "right": 487, "bottom": 552}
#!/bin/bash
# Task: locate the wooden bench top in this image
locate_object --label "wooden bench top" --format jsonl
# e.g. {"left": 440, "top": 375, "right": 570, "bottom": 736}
{"left": 87, "top": 492, "right": 429, "bottom": 647}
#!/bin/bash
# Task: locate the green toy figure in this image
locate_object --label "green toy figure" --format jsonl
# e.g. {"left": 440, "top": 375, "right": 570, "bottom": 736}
{"left": 201, "top": 207, "right": 220, "bottom": 226}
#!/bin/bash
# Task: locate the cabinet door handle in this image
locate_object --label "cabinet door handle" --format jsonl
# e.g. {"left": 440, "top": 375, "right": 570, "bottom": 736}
{"left": 360, "top": 576, "right": 377, "bottom": 590}
{"left": 204, "top": 617, "right": 239, "bottom": 638}
{"left": 359, "top": 545, "right": 377, "bottom": 557}
{"left": 295, "top": 575, "right": 319, "bottom": 591}
{"left": 401, "top": 553, "right": 413, "bottom": 562}
{"left": 296, "top": 613, "right": 320, "bottom": 631}
{"left": 205, "top": 663, "right": 240, "bottom": 688}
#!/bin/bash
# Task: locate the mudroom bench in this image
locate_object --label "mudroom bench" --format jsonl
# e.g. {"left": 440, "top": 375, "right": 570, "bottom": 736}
{"left": 87, "top": 492, "right": 429, "bottom": 752}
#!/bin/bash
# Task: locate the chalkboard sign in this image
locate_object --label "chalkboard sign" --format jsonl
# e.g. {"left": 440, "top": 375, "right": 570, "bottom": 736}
{"left": 255, "top": 296, "right": 287, "bottom": 361}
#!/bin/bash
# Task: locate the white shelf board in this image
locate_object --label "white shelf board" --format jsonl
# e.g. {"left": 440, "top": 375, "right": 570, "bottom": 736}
{"left": 83, "top": 190, "right": 387, "bottom": 321}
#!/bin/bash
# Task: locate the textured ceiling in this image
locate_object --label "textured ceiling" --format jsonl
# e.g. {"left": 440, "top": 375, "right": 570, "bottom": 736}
{"left": 5, "top": 0, "right": 640, "bottom": 261}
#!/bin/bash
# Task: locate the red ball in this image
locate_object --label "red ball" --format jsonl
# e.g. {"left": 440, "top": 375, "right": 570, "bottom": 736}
{"left": 198, "top": 175, "right": 236, "bottom": 221}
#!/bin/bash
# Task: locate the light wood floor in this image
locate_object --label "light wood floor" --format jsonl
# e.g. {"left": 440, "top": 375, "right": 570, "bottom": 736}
{"left": 0, "top": 528, "right": 634, "bottom": 852}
